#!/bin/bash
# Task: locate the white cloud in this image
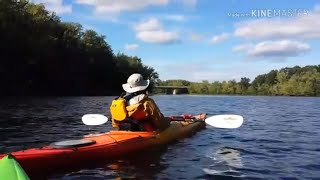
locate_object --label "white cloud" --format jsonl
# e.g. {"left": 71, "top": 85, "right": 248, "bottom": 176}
{"left": 75, "top": 0, "right": 169, "bottom": 14}
{"left": 211, "top": 33, "right": 230, "bottom": 44}
{"left": 133, "top": 18, "right": 180, "bottom": 44}
{"left": 164, "top": 14, "right": 187, "bottom": 22}
{"left": 75, "top": 0, "right": 197, "bottom": 15}
{"left": 133, "top": 18, "right": 162, "bottom": 31}
{"left": 234, "top": 7, "right": 320, "bottom": 40}
{"left": 74, "top": 0, "right": 96, "bottom": 5}
{"left": 136, "top": 30, "right": 179, "bottom": 44}
{"left": 233, "top": 40, "right": 311, "bottom": 58}
{"left": 32, "top": 0, "right": 72, "bottom": 14}
{"left": 150, "top": 61, "right": 258, "bottom": 82}
{"left": 233, "top": 43, "right": 255, "bottom": 52}
{"left": 175, "top": 0, "right": 197, "bottom": 8}
{"left": 125, "top": 44, "right": 139, "bottom": 51}
{"left": 316, "top": 5, "right": 320, "bottom": 12}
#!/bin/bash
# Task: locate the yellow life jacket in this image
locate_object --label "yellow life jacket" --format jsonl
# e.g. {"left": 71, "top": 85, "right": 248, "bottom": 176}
{"left": 110, "top": 93, "right": 137, "bottom": 121}
{"left": 110, "top": 97, "right": 128, "bottom": 121}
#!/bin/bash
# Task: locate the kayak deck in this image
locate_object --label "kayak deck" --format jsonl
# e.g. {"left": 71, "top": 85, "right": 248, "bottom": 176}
{"left": 0, "top": 121, "right": 205, "bottom": 178}
{"left": 0, "top": 154, "right": 30, "bottom": 180}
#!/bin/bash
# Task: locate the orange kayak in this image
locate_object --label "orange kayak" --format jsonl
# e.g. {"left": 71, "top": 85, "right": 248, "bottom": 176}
{"left": 0, "top": 121, "right": 205, "bottom": 178}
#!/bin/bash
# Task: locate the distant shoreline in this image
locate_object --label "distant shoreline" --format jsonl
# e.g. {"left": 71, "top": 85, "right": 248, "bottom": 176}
{"left": 0, "top": 93, "right": 320, "bottom": 98}
{"left": 152, "top": 92, "right": 320, "bottom": 97}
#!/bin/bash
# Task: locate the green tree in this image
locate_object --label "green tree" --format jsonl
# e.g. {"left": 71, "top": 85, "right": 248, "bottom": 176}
{"left": 0, "top": 0, "right": 159, "bottom": 96}
{"left": 239, "top": 77, "right": 250, "bottom": 94}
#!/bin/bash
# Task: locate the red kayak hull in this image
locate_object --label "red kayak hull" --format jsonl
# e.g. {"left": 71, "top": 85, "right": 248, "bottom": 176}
{"left": 0, "top": 121, "right": 206, "bottom": 178}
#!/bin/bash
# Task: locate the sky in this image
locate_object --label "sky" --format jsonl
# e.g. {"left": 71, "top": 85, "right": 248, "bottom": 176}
{"left": 32, "top": 0, "right": 320, "bottom": 82}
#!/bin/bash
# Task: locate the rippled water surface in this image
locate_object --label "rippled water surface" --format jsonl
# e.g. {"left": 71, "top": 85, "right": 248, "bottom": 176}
{"left": 0, "top": 95, "right": 320, "bottom": 179}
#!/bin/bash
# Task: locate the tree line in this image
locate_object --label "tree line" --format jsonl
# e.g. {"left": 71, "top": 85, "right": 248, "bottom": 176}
{"left": 156, "top": 65, "right": 320, "bottom": 96}
{"left": 0, "top": 0, "right": 159, "bottom": 96}
{"left": 1, "top": 1, "right": 319, "bottom": 97}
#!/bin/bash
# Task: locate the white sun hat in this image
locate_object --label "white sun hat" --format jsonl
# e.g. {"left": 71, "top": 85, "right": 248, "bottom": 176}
{"left": 122, "top": 73, "right": 150, "bottom": 93}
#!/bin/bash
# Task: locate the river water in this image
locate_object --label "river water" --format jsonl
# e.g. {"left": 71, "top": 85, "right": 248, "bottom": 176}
{"left": 0, "top": 95, "right": 319, "bottom": 179}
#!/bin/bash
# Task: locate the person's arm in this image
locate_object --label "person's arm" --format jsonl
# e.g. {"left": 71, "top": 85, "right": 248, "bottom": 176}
{"left": 169, "top": 113, "right": 207, "bottom": 121}
{"left": 143, "top": 98, "right": 170, "bottom": 131}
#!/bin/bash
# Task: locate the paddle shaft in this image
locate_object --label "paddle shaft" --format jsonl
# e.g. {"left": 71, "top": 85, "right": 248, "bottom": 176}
{"left": 169, "top": 116, "right": 200, "bottom": 122}
{"left": 82, "top": 114, "right": 243, "bottom": 128}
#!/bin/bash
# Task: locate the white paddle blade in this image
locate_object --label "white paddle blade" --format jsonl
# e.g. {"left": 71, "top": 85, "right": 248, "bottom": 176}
{"left": 205, "top": 115, "right": 243, "bottom": 129}
{"left": 82, "top": 114, "right": 108, "bottom": 125}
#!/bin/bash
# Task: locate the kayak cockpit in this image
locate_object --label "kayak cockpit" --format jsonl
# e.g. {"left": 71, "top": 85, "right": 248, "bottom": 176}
{"left": 50, "top": 139, "right": 96, "bottom": 149}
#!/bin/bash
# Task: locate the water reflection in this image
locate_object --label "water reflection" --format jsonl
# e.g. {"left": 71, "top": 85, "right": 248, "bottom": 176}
{"left": 50, "top": 146, "right": 169, "bottom": 180}
{"left": 1, "top": 96, "right": 320, "bottom": 179}
{"left": 215, "top": 147, "right": 243, "bottom": 168}
{"left": 203, "top": 147, "right": 245, "bottom": 178}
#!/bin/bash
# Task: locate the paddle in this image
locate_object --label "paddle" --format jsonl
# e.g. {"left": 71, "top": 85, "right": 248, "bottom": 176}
{"left": 204, "top": 115, "right": 243, "bottom": 129}
{"left": 169, "top": 114, "right": 243, "bottom": 129}
{"left": 82, "top": 114, "right": 243, "bottom": 129}
{"left": 82, "top": 114, "right": 108, "bottom": 125}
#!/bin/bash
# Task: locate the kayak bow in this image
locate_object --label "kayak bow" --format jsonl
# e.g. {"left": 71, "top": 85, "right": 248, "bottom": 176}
{"left": 0, "top": 120, "right": 205, "bottom": 178}
{"left": 0, "top": 154, "right": 30, "bottom": 180}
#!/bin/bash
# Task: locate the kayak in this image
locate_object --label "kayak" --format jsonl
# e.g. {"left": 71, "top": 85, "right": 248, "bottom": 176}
{"left": 0, "top": 120, "right": 205, "bottom": 178}
{"left": 0, "top": 154, "right": 30, "bottom": 180}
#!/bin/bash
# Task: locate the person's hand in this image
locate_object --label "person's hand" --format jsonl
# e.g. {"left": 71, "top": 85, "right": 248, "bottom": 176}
{"left": 193, "top": 113, "right": 207, "bottom": 121}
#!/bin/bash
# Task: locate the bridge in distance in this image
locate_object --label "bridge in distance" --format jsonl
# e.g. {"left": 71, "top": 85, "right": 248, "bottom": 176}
{"left": 153, "top": 86, "right": 190, "bottom": 95}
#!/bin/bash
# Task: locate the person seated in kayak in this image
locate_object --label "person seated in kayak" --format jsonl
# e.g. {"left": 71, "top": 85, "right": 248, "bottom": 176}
{"left": 110, "top": 73, "right": 207, "bottom": 132}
